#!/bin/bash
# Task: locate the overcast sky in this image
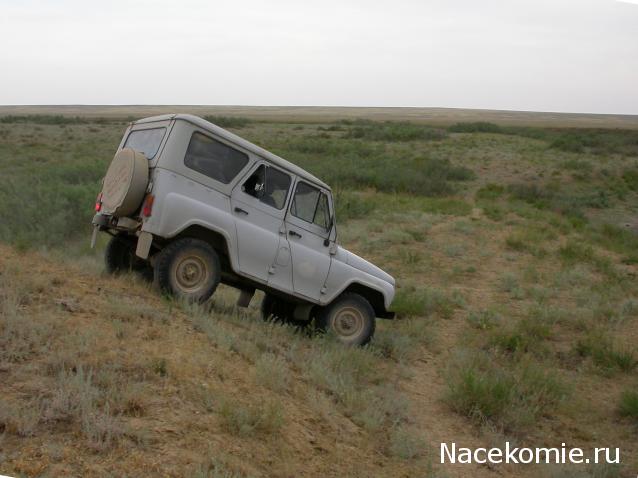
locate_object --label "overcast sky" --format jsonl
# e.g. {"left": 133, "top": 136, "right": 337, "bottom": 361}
{"left": 0, "top": 0, "right": 636, "bottom": 114}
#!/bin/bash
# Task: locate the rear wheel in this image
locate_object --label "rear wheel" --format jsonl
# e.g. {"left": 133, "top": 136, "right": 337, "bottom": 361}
{"left": 315, "top": 293, "right": 376, "bottom": 346}
{"left": 154, "top": 238, "right": 221, "bottom": 303}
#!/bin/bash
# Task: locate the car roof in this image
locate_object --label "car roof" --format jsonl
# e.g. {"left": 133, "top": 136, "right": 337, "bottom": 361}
{"left": 134, "top": 113, "right": 330, "bottom": 191}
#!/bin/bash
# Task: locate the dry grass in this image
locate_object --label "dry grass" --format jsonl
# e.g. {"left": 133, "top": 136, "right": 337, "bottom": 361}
{"left": 1, "top": 113, "right": 638, "bottom": 477}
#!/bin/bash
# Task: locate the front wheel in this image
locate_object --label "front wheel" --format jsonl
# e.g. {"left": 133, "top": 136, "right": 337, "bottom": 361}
{"left": 154, "top": 238, "right": 221, "bottom": 303}
{"left": 315, "top": 293, "right": 376, "bottom": 346}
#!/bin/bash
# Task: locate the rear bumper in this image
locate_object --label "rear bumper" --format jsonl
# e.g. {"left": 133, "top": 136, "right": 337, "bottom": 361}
{"left": 92, "top": 213, "right": 110, "bottom": 229}
{"left": 92, "top": 213, "right": 140, "bottom": 231}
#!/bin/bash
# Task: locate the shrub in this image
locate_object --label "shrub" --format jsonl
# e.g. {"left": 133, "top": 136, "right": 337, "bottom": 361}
{"left": 203, "top": 115, "right": 253, "bottom": 129}
{"left": 590, "top": 223, "right": 638, "bottom": 264}
{"left": 345, "top": 121, "right": 448, "bottom": 142}
{"left": 418, "top": 198, "right": 473, "bottom": 216}
{"left": 218, "top": 398, "right": 284, "bottom": 436}
{"left": 392, "top": 286, "right": 454, "bottom": 319}
{"left": 254, "top": 353, "right": 289, "bottom": 392}
{"left": 575, "top": 331, "right": 636, "bottom": 373}
{"left": 622, "top": 168, "right": 638, "bottom": 191}
{"left": 446, "top": 352, "right": 566, "bottom": 432}
{"left": 0, "top": 399, "right": 42, "bottom": 437}
{"left": 548, "top": 129, "right": 638, "bottom": 156}
{"left": 1, "top": 303, "right": 53, "bottom": 363}
{"left": 466, "top": 309, "right": 501, "bottom": 330}
{"left": 618, "top": 389, "right": 638, "bottom": 420}
{"left": 448, "top": 122, "right": 503, "bottom": 133}
{"left": 333, "top": 190, "right": 376, "bottom": 222}
{"left": 562, "top": 159, "right": 593, "bottom": 173}
{"left": 558, "top": 241, "right": 595, "bottom": 264}
{"left": 82, "top": 405, "right": 125, "bottom": 451}
{"left": 0, "top": 115, "right": 94, "bottom": 125}
{"left": 475, "top": 183, "right": 505, "bottom": 200}
{"left": 505, "top": 232, "right": 546, "bottom": 257}
{"left": 490, "top": 316, "right": 552, "bottom": 356}
{"left": 386, "top": 425, "right": 426, "bottom": 459}
{"left": 192, "top": 457, "right": 246, "bottom": 478}
{"left": 372, "top": 318, "right": 433, "bottom": 361}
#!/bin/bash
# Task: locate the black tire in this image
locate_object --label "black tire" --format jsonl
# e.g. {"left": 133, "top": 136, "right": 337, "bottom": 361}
{"left": 261, "top": 295, "right": 309, "bottom": 328}
{"left": 154, "top": 238, "right": 221, "bottom": 303}
{"left": 315, "top": 293, "right": 376, "bottom": 346}
{"left": 105, "top": 234, "right": 151, "bottom": 279}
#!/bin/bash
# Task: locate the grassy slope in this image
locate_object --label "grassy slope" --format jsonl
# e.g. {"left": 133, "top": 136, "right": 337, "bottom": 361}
{"left": 1, "top": 113, "right": 638, "bottom": 477}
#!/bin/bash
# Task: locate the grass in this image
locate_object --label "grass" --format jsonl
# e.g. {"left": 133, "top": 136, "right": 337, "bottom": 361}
{"left": 448, "top": 121, "right": 638, "bottom": 156}
{"left": 218, "top": 398, "right": 284, "bottom": 436}
{"left": 1, "top": 113, "right": 638, "bottom": 475}
{"left": 203, "top": 115, "right": 254, "bottom": 129}
{"left": 392, "top": 286, "right": 456, "bottom": 319}
{"left": 466, "top": 309, "right": 501, "bottom": 331}
{"left": 344, "top": 120, "right": 448, "bottom": 142}
{"left": 386, "top": 425, "right": 426, "bottom": 459}
{"left": 445, "top": 351, "right": 567, "bottom": 432}
{"left": 575, "top": 330, "right": 636, "bottom": 374}
{"left": 618, "top": 389, "right": 638, "bottom": 421}
{"left": 254, "top": 353, "right": 289, "bottom": 392}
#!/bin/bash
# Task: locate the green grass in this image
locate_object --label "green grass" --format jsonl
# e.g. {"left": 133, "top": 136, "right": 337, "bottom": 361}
{"left": 445, "top": 351, "right": 567, "bottom": 432}
{"left": 575, "top": 331, "right": 636, "bottom": 374}
{"left": 344, "top": 120, "right": 448, "bottom": 142}
{"left": 202, "top": 115, "right": 254, "bottom": 129}
{"left": 392, "top": 286, "right": 455, "bottom": 319}
{"left": 2, "top": 114, "right": 638, "bottom": 473}
{"left": 449, "top": 122, "right": 638, "bottom": 156}
{"left": 618, "top": 389, "right": 638, "bottom": 421}
{"left": 218, "top": 398, "right": 284, "bottom": 436}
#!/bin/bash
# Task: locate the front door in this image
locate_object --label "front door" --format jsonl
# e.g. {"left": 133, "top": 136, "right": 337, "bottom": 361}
{"left": 230, "top": 163, "right": 293, "bottom": 286}
{"left": 285, "top": 180, "right": 333, "bottom": 301}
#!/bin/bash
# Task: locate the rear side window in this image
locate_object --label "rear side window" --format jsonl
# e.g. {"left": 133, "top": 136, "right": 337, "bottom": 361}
{"left": 124, "top": 127, "right": 166, "bottom": 159}
{"left": 290, "top": 182, "right": 330, "bottom": 229}
{"left": 184, "top": 132, "right": 249, "bottom": 184}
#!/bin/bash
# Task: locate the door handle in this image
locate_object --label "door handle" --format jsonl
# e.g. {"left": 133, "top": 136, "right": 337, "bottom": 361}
{"left": 234, "top": 207, "right": 249, "bottom": 215}
{"left": 289, "top": 230, "right": 302, "bottom": 239}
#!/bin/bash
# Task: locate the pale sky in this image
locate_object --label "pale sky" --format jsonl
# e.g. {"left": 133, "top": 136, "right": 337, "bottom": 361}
{"left": 0, "top": 0, "right": 636, "bottom": 114}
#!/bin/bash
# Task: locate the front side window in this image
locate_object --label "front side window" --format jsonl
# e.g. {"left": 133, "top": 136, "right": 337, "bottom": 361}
{"left": 242, "top": 164, "right": 291, "bottom": 210}
{"left": 184, "top": 132, "right": 249, "bottom": 184}
{"left": 291, "top": 181, "right": 331, "bottom": 229}
{"left": 124, "top": 127, "right": 166, "bottom": 159}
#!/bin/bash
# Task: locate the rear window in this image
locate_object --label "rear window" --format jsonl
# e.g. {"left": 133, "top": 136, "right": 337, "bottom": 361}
{"left": 124, "top": 127, "right": 166, "bottom": 159}
{"left": 184, "top": 132, "right": 249, "bottom": 184}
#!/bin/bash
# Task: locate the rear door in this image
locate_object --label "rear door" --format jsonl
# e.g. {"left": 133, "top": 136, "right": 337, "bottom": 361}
{"left": 285, "top": 180, "right": 333, "bottom": 301}
{"left": 230, "top": 163, "right": 293, "bottom": 286}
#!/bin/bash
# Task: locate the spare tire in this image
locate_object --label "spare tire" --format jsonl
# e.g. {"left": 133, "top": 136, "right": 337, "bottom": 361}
{"left": 101, "top": 148, "right": 149, "bottom": 217}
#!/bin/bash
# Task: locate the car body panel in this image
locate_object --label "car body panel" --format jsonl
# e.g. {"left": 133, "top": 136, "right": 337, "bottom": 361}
{"left": 100, "top": 115, "right": 396, "bottom": 315}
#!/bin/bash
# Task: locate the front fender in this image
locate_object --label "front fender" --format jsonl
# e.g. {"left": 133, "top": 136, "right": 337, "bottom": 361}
{"left": 323, "top": 258, "right": 395, "bottom": 312}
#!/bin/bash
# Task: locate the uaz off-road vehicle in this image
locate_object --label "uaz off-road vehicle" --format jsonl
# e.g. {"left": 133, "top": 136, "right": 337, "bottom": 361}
{"left": 92, "top": 114, "right": 395, "bottom": 345}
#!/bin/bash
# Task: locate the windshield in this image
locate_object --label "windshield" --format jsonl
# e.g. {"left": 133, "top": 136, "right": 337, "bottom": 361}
{"left": 123, "top": 127, "right": 166, "bottom": 160}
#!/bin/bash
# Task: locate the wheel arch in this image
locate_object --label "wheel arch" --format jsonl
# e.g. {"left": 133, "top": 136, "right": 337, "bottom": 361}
{"left": 339, "top": 283, "right": 394, "bottom": 319}
{"left": 172, "top": 224, "right": 233, "bottom": 273}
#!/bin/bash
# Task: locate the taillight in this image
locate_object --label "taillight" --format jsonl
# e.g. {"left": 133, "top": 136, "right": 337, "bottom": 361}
{"left": 142, "top": 194, "right": 155, "bottom": 217}
{"left": 95, "top": 192, "right": 102, "bottom": 212}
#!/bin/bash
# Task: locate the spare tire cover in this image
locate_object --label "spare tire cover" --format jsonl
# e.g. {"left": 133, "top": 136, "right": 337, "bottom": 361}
{"left": 101, "top": 148, "right": 149, "bottom": 217}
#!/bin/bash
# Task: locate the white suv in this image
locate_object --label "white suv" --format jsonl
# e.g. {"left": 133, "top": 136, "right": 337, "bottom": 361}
{"left": 92, "top": 114, "right": 395, "bottom": 345}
